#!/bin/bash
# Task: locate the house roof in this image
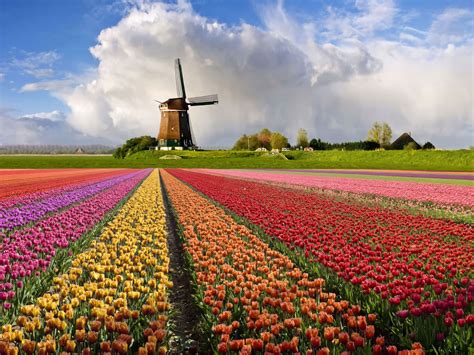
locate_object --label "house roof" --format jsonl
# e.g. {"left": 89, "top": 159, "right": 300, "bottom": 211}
{"left": 390, "top": 132, "right": 421, "bottom": 150}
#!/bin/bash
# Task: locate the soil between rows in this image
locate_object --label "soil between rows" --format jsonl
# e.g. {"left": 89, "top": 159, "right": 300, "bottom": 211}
{"left": 160, "top": 176, "right": 205, "bottom": 354}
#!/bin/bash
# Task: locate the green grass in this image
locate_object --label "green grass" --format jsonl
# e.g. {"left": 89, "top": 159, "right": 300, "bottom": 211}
{"left": 0, "top": 149, "right": 472, "bottom": 171}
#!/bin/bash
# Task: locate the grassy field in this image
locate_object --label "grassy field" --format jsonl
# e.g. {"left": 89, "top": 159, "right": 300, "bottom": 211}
{"left": 0, "top": 149, "right": 472, "bottom": 171}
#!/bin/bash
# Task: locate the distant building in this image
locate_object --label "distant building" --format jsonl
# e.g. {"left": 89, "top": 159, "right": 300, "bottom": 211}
{"left": 75, "top": 147, "right": 85, "bottom": 154}
{"left": 390, "top": 132, "right": 421, "bottom": 150}
{"left": 304, "top": 147, "right": 314, "bottom": 151}
{"left": 423, "top": 142, "right": 435, "bottom": 150}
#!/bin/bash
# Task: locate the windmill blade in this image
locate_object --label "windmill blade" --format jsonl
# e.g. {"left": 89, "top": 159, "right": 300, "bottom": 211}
{"left": 187, "top": 94, "right": 218, "bottom": 106}
{"left": 175, "top": 58, "right": 186, "bottom": 99}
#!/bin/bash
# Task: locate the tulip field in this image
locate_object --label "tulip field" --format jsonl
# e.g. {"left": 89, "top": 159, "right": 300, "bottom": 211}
{"left": 0, "top": 168, "right": 472, "bottom": 354}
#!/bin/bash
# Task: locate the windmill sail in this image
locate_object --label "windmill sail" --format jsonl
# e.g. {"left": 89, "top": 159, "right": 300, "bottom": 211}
{"left": 175, "top": 58, "right": 186, "bottom": 99}
{"left": 188, "top": 94, "right": 218, "bottom": 106}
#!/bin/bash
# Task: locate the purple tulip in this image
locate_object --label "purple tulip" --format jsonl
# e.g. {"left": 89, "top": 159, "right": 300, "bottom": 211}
{"left": 0, "top": 171, "right": 143, "bottom": 230}
{"left": 0, "top": 169, "right": 151, "bottom": 308}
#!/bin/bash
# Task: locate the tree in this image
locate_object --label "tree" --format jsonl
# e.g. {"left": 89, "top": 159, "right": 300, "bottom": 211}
{"left": 232, "top": 134, "right": 249, "bottom": 150}
{"left": 247, "top": 134, "right": 260, "bottom": 150}
{"left": 270, "top": 132, "right": 288, "bottom": 150}
{"left": 135, "top": 136, "right": 156, "bottom": 152}
{"left": 113, "top": 147, "right": 124, "bottom": 159}
{"left": 296, "top": 128, "right": 309, "bottom": 148}
{"left": 367, "top": 122, "right": 382, "bottom": 144}
{"left": 381, "top": 123, "right": 392, "bottom": 146}
{"left": 258, "top": 128, "right": 272, "bottom": 150}
{"left": 368, "top": 122, "right": 392, "bottom": 146}
{"left": 113, "top": 135, "right": 157, "bottom": 159}
{"left": 309, "top": 138, "right": 327, "bottom": 150}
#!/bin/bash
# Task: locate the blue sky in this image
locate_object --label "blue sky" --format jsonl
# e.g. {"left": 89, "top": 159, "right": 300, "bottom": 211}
{"left": 0, "top": 0, "right": 472, "bottom": 147}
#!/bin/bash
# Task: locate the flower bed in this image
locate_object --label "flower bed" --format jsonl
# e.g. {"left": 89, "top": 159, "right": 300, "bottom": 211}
{"left": 0, "top": 170, "right": 150, "bottom": 317}
{"left": 202, "top": 169, "right": 474, "bottom": 207}
{"left": 0, "top": 169, "right": 133, "bottom": 210}
{"left": 0, "top": 169, "right": 130, "bottom": 203}
{"left": 161, "top": 170, "right": 412, "bottom": 354}
{"left": 0, "top": 171, "right": 140, "bottom": 230}
{"left": 0, "top": 169, "right": 171, "bottom": 354}
{"left": 167, "top": 168, "right": 473, "bottom": 352}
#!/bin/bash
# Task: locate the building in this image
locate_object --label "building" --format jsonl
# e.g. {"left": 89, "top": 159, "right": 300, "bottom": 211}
{"left": 390, "top": 132, "right": 421, "bottom": 150}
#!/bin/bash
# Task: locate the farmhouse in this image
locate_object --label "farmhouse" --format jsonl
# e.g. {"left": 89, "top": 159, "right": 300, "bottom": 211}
{"left": 390, "top": 132, "right": 421, "bottom": 150}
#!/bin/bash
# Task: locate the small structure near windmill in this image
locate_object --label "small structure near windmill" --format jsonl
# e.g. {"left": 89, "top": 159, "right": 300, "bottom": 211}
{"left": 422, "top": 141, "right": 435, "bottom": 150}
{"left": 390, "top": 132, "right": 421, "bottom": 150}
{"left": 156, "top": 59, "right": 218, "bottom": 150}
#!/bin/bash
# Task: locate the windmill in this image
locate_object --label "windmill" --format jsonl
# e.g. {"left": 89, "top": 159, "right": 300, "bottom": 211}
{"left": 156, "top": 58, "right": 218, "bottom": 150}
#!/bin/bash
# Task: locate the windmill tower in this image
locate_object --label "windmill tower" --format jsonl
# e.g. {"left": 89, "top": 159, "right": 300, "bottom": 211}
{"left": 157, "top": 59, "right": 218, "bottom": 150}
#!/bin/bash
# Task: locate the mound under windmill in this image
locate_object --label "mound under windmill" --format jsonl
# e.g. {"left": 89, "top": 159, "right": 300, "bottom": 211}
{"left": 156, "top": 59, "right": 218, "bottom": 150}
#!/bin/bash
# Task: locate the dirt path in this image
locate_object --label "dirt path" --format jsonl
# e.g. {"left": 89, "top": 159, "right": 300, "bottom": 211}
{"left": 160, "top": 173, "right": 205, "bottom": 354}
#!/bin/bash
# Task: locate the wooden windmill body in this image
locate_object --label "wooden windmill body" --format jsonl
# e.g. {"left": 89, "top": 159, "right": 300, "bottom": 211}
{"left": 157, "top": 59, "right": 218, "bottom": 150}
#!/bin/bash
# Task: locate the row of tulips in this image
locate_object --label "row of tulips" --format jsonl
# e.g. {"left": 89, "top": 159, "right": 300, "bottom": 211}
{"left": 167, "top": 169, "right": 473, "bottom": 352}
{"left": 213, "top": 171, "right": 473, "bottom": 224}
{"left": 276, "top": 169, "right": 474, "bottom": 181}
{"left": 161, "top": 170, "right": 420, "bottom": 354}
{"left": 202, "top": 169, "right": 474, "bottom": 207}
{"left": 301, "top": 183, "right": 474, "bottom": 224}
{"left": 0, "top": 170, "right": 151, "bottom": 319}
{"left": 0, "top": 169, "right": 126, "bottom": 204}
{"left": 0, "top": 170, "right": 139, "bottom": 230}
{"left": 0, "top": 169, "right": 134, "bottom": 212}
{"left": 0, "top": 169, "right": 171, "bottom": 354}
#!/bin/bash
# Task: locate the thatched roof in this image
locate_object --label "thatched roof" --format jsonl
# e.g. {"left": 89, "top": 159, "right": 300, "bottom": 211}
{"left": 390, "top": 132, "right": 421, "bottom": 150}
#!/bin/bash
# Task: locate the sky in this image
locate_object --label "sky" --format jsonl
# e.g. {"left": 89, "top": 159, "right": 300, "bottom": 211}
{"left": 0, "top": 0, "right": 473, "bottom": 148}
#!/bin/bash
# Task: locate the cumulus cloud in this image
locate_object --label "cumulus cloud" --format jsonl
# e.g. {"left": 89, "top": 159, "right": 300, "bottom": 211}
{"left": 29, "top": 1, "right": 473, "bottom": 148}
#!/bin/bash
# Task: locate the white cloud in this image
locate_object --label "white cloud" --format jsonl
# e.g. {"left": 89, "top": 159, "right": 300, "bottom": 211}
{"left": 321, "top": 0, "right": 397, "bottom": 41}
{"left": 427, "top": 8, "right": 474, "bottom": 46}
{"left": 60, "top": 1, "right": 385, "bottom": 146}
{"left": 26, "top": 1, "right": 474, "bottom": 148}
{"left": 0, "top": 73, "right": 4, "bottom": 82}
{"left": 20, "top": 79, "right": 76, "bottom": 93}
{"left": 21, "top": 110, "right": 65, "bottom": 122}
{"left": 0, "top": 108, "right": 112, "bottom": 145}
{"left": 353, "top": 0, "right": 397, "bottom": 34}
{"left": 11, "top": 50, "right": 61, "bottom": 78}
{"left": 311, "top": 40, "right": 474, "bottom": 146}
{"left": 399, "top": 32, "right": 422, "bottom": 44}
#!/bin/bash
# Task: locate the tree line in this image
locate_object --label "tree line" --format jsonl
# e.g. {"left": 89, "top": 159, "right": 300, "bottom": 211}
{"left": 232, "top": 127, "right": 382, "bottom": 151}
{"left": 233, "top": 122, "right": 436, "bottom": 151}
{"left": 232, "top": 129, "right": 290, "bottom": 151}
